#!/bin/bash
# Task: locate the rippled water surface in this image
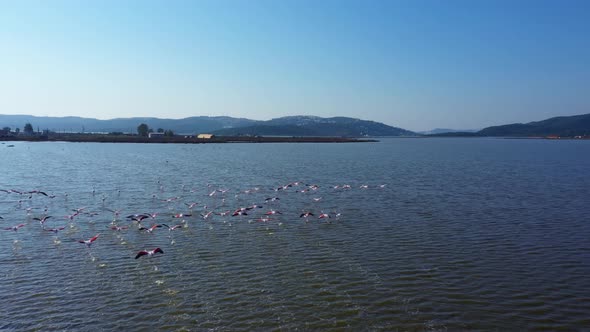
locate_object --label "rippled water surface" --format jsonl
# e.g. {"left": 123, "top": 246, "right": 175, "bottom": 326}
{"left": 1, "top": 138, "right": 589, "bottom": 331}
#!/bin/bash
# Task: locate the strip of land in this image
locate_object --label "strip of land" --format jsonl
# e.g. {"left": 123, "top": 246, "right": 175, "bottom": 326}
{"left": 0, "top": 133, "right": 377, "bottom": 144}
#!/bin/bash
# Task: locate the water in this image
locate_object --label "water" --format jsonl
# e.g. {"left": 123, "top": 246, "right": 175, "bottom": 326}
{"left": 0, "top": 138, "right": 589, "bottom": 331}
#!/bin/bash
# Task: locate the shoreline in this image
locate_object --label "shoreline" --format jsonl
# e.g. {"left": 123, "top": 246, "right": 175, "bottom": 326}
{"left": 0, "top": 134, "right": 377, "bottom": 144}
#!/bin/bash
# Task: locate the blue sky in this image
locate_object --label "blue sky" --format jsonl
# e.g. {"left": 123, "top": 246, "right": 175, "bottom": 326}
{"left": 1, "top": 0, "right": 588, "bottom": 131}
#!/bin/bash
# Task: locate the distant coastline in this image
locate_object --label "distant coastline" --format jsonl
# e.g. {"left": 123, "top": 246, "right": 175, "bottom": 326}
{"left": 0, "top": 133, "right": 377, "bottom": 144}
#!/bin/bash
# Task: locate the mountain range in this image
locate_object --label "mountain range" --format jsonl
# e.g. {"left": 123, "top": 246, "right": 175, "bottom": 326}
{"left": 476, "top": 113, "right": 590, "bottom": 137}
{"left": 1, "top": 113, "right": 589, "bottom": 137}
{"left": 0, "top": 114, "right": 415, "bottom": 137}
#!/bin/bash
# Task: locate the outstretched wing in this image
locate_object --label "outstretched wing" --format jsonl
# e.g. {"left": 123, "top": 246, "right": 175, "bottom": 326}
{"left": 135, "top": 251, "right": 148, "bottom": 259}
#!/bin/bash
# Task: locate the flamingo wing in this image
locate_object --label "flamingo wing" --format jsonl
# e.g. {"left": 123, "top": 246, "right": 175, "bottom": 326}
{"left": 135, "top": 251, "right": 148, "bottom": 259}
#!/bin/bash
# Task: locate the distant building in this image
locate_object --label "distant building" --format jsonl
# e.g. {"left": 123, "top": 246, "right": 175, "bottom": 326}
{"left": 148, "top": 132, "right": 165, "bottom": 138}
{"left": 0, "top": 129, "right": 12, "bottom": 137}
{"left": 197, "top": 134, "right": 215, "bottom": 139}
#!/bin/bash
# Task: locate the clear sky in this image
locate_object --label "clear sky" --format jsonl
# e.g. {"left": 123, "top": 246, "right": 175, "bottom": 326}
{"left": 1, "top": 0, "right": 588, "bottom": 131}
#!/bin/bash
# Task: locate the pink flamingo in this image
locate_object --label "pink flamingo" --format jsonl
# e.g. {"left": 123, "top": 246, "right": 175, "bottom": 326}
{"left": 78, "top": 234, "right": 100, "bottom": 247}
{"left": 46, "top": 226, "right": 66, "bottom": 234}
{"left": 4, "top": 223, "right": 25, "bottom": 232}
{"left": 135, "top": 248, "right": 164, "bottom": 259}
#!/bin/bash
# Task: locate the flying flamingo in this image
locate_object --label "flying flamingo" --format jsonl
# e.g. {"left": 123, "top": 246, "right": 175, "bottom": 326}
{"left": 185, "top": 202, "right": 199, "bottom": 212}
{"left": 33, "top": 215, "right": 52, "bottom": 227}
{"left": 139, "top": 224, "right": 163, "bottom": 233}
{"left": 200, "top": 211, "right": 213, "bottom": 220}
{"left": 232, "top": 209, "right": 248, "bottom": 216}
{"left": 105, "top": 208, "right": 122, "bottom": 220}
{"left": 78, "top": 234, "right": 100, "bottom": 247}
{"left": 127, "top": 214, "right": 150, "bottom": 223}
{"left": 300, "top": 212, "right": 314, "bottom": 222}
{"left": 109, "top": 225, "right": 128, "bottom": 231}
{"left": 135, "top": 248, "right": 164, "bottom": 259}
{"left": 216, "top": 210, "right": 231, "bottom": 217}
{"left": 255, "top": 216, "right": 272, "bottom": 223}
{"left": 162, "top": 224, "right": 182, "bottom": 231}
{"left": 4, "top": 223, "right": 25, "bottom": 232}
{"left": 65, "top": 212, "right": 79, "bottom": 222}
{"left": 46, "top": 226, "right": 66, "bottom": 233}
{"left": 265, "top": 210, "right": 282, "bottom": 215}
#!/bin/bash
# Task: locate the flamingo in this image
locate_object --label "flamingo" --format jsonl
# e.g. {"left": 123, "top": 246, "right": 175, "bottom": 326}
{"left": 28, "top": 190, "right": 49, "bottom": 196}
{"left": 300, "top": 212, "right": 314, "bottom": 221}
{"left": 162, "top": 224, "right": 182, "bottom": 231}
{"left": 216, "top": 210, "right": 231, "bottom": 217}
{"left": 65, "top": 212, "right": 79, "bottom": 221}
{"left": 109, "top": 225, "right": 128, "bottom": 231}
{"left": 300, "top": 211, "right": 314, "bottom": 218}
{"left": 139, "top": 224, "right": 162, "bottom": 233}
{"left": 78, "top": 234, "right": 100, "bottom": 247}
{"left": 200, "top": 211, "right": 213, "bottom": 220}
{"left": 105, "top": 208, "right": 122, "bottom": 219}
{"left": 232, "top": 210, "right": 248, "bottom": 216}
{"left": 127, "top": 214, "right": 150, "bottom": 222}
{"left": 173, "top": 213, "right": 192, "bottom": 218}
{"left": 185, "top": 202, "right": 199, "bottom": 210}
{"left": 318, "top": 213, "right": 331, "bottom": 219}
{"left": 4, "top": 223, "right": 25, "bottom": 232}
{"left": 265, "top": 197, "right": 280, "bottom": 202}
{"left": 46, "top": 226, "right": 66, "bottom": 234}
{"left": 33, "top": 215, "right": 52, "bottom": 227}
{"left": 265, "top": 210, "right": 282, "bottom": 215}
{"left": 135, "top": 248, "right": 164, "bottom": 259}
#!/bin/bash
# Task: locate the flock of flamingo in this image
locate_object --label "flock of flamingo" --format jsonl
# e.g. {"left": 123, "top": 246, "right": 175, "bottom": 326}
{"left": 0, "top": 182, "right": 386, "bottom": 262}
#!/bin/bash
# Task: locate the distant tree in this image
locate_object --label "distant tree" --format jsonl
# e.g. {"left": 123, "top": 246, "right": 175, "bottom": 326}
{"left": 15, "top": 128, "right": 20, "bottom": 134}
{"left": 137, "top": 123, "right": 149, "bottom": 136}
{"left": 24, "top": 123, "right": 34, "bottom": 135}
{"left": 2, "top": 126, "right": 10, "bottom": 132}
{"left": 164, "top": 129, "right": 174, "bottom": 137}
{"left": 157, "top": 128, "right": 164, "bottom": 133}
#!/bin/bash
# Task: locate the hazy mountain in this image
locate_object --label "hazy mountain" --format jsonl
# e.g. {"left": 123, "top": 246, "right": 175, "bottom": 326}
{"left": 478, "top": 113, "right": 590, "bottom": 137}
{"left": 0, "top": 114, "right": 414, "bottom": 137}
{"left": 214, "top": 116, "right": 416, "bottom": 137}
{"left": 0, "top": 114, "right": 257, "bottom": 134}
{"left": 419, "top": 128, "right": 479, "bottom": 135}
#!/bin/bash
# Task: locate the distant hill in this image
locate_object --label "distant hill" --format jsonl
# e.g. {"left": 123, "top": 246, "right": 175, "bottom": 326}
{"left": 0, "top": 114, "right": 257, "bottom": 134}
{"left": 419, "top": 128, "right": 479, "bottom": 135}
{"left": 213, "top": 116, "right": 416, "bottom": 137}
{"left": 478, "top": 113, "right": 590, "bottom": 137}
{"left": 0, "top": 114, "right": 414, "bottom": 137}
